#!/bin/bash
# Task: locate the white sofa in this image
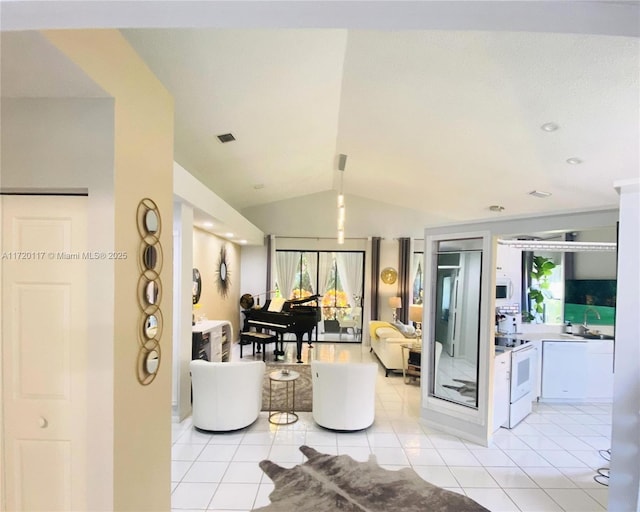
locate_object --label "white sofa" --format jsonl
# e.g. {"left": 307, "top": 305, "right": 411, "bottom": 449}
{"left": 190, "top": 360, "right": 265, "bottom": 431}
{"left": 311, "top": 361, "right": 378, "bottom": 431}
{"left": 369, "top": 321, "right": 416, "bottom": 376}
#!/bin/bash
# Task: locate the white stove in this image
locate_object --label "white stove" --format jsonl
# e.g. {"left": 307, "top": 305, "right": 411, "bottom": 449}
{"left": 495, "top": 336, "right": 535, "bottom": 428}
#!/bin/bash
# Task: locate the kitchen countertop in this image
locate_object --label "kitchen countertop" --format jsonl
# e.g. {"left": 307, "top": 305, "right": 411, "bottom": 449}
{"left": 496, "top": 332, "right": 614, "bottom": 342}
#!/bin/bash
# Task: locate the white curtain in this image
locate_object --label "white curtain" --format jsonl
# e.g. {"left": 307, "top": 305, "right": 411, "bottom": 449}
{"left": 412, "top": 252, "right": 423, "bottom": 303}
{"left": 336, "top": 252, "right": 364, "bottom": 307}
{"left": 318, "top": 252, "right": 334, "bottom": 293}
{"left": 275, "top": 252, "right": 299, "bottom": 299}
{"left": 305, "top": 252, "right": 318, "bottom": 295}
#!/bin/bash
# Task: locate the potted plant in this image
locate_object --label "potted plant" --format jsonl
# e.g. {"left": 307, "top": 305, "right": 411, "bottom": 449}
{"left": 525, "top": 255, "right": 557, "bottom": 323}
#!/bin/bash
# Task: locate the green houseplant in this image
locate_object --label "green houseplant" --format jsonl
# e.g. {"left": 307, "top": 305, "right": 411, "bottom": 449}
{"left": 525, "top": 255, "right": 557, "bottom": 323}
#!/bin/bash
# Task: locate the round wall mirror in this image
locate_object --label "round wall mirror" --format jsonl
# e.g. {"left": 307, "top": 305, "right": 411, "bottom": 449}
{"left": 145, "top": 350, "right": 159, "bottom": 374}
{"left": 144, "top": 209, "right": 159, "bottom": 234}
{"left": 143, "top": 245, "right": 157, "bottom": 270}
{"left": 145, "top": 280, "right": 159, "bottom": 305}
{"left": 192, "top": 268, "right": 202, "bottom": 304}
{"left": 144, "top": 314, "right": 158, "bottom": 339}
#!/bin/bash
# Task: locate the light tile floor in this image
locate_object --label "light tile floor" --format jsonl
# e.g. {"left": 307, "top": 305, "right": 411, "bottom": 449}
{"left": 172, "top": 342, "right": 610, "bottom": 511}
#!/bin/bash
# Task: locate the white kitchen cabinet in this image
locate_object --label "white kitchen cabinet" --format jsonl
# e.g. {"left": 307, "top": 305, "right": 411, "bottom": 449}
{"left": 542, "top": 341, "right": 588, "bottom": 400}
{"left": 541, "top": 339, "right": 614, "bottom": 402}
{"left": 585, "top": 340, "right": 614, "bottom": 400}
{"left": 493, "top": 350, "right": 511, "bottom": 431}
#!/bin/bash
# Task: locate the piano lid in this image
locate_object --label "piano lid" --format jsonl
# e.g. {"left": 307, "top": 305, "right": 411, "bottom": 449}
{"left": 286, "top": 294, "right": 321, "bottom": 305}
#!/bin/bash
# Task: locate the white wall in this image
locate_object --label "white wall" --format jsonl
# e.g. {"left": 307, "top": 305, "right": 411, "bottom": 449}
{"left": 574, "top": 226, "right": 618, "bottom": 279}
{"left": 242, "top": 189, "right": 451, "bottom": 240}
{"left": 172, "top": 202, "right": 193, "bottom": 421}
{"left": 609, "top": 179, "right": 640, "bottom": 511}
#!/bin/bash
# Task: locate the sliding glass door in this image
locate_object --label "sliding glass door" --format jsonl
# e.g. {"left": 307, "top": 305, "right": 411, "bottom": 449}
{"left": 275, "top": 250, "right": 364, "bottom": 342}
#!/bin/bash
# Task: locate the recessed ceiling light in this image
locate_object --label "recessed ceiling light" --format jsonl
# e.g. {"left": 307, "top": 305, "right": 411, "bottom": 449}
{"left": 239, "top": 239, "right": 247, "bottom": 244}
{"left": 217, "top": 133, "right": 236, "bottom": 143}
{"left": 566, "top": 157, "right": 583, "bottom": 165}
{"left": 529, "top": 190, "right": 552, "bottom": 198}
{"left": 489, "top": 205, "right": 505, "bottom": 212}
{"left": 541, "top": 122, "right": 559, "bottom": 132}
{"left": 225, "top": 232, "right": 234, "bottom": 238}
{"left": 203, "top": 221, "right": 214, "bottom": 228}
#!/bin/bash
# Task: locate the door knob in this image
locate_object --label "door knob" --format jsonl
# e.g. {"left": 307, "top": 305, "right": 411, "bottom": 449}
{"left": 38, "top": 417, "right": 48, "bottom": 428}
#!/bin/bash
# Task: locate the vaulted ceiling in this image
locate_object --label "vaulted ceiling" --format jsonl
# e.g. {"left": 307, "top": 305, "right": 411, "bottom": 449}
{"left": 2, "top": 2, "right": 639, "bottom": 238}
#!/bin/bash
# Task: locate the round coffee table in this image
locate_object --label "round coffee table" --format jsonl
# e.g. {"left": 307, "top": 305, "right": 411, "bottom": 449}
{"left": 268, "top": 369, "right": 300, "bottom": 425}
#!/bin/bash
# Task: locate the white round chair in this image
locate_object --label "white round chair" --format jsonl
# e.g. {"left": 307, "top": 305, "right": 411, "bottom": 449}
{"left": 190, "top": 360, "right": 265, "bottom": 431}
{"left": 311, "top": 360, "right": 378, "bottom": 431}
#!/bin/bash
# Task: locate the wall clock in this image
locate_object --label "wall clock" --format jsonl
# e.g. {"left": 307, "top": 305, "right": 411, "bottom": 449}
{"left": 216, "top": 245, "right": 231, "bottom": 297}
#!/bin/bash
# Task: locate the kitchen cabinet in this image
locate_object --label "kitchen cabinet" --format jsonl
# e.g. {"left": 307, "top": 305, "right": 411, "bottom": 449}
{"left": 493, "top": 350, "right": 511, "bottom": 431}
{"left": 542, "top": 341, "right": 588, "bottom": 400}
{"left": 541, "top": 339, "right": 614, "bottom": 402}
{"left": 585, "top": 340, "right": 614, "bottom": 400}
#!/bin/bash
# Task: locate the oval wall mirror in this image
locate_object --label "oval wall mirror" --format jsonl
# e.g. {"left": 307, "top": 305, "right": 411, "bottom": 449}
{"left": 145, "top": 280, "right": 159, "bottom": 305}
{"left": 144, "top": 314, "right": 158, "bottom": 339}
{"left": 143, "top": 245, "right": 157, "bottom": 270}
{"left": 192, "top": 268, "right": 202, "bottom": 304}
{"left": 144, "top": 209, "right": 159, "bottom": 234}
{"left": 145, "top": 350, "right": 159, "bottom": 374}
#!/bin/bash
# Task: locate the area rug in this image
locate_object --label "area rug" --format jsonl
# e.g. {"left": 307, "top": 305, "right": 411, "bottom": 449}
{"left": 252, "top": 445, "right": 490, "bottom": 511}
{"left": 261, "top": 363, "right": 312, "bottom": 412}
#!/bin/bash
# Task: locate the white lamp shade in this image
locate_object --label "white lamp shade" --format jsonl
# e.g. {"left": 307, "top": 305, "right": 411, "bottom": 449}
{"left": 409, "top": 304, "right": 423, "bottom": 323}
{"left": 388, "top": 296, "right": 402, "bottom": 309}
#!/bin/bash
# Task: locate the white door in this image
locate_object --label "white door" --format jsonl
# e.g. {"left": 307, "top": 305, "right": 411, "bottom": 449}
{"left": 1, "top": 195, "right": 88, "bottom": 511}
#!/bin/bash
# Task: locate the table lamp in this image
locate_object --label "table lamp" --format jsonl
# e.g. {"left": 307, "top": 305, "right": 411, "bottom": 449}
{"left": 389, "top": 296, "right": 402, "bottom": 322}
{"left": 409, "top": 304, "right": 423, "bottom": 342}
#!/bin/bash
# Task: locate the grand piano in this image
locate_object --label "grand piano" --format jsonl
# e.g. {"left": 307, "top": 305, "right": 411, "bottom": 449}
{"left": 242, "top": 294, "right": 320, "bottom": 363}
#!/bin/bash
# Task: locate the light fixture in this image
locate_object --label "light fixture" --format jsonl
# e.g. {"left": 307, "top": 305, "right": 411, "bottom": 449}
{"left": 489, "top": 205, "right": 505, "bottom": 212}
{"left": 409, "top": 304, "right": 423, "bottom": 342}
{"left": 389, "top": 296, "right": 402, "bottom": 322}
{"left": 337, "top": 154, "right": 347, "bottom": 244}
{"left": 529, "top": 190, "right": 552, "bottom": 198}
{"left": 566, "top": 157, "right": 583, "bottom": 165}
{"left": 203, "top": 221, "right": 214, "bottom": 228}
{"left": 541, "top": 122, "right": 559, "bottom": 132}
{"left": 498, "top": 239, "right": 616, "bottom": 252}
{"left": 225, "top": 232, "right": 234, "bottom": 238}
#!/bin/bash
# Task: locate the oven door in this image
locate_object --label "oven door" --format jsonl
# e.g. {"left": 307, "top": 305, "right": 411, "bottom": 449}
{"left": 510, "top": 345, "right": 534, "bottom": 403}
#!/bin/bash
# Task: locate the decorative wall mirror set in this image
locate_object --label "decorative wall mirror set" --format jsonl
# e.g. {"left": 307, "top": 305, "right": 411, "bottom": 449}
{"left": 136, "top": 198, "right": 163, "bottom": 385}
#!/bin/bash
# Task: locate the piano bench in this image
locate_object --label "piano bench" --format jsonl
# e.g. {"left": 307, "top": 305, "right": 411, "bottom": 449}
{"left": 239, "top": 332, "right": 280, "bottom": 361}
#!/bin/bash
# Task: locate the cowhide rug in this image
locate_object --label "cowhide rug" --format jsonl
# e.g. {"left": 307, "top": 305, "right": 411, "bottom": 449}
{"left": 253, "top": 445, "right": 490, "bottom": 512}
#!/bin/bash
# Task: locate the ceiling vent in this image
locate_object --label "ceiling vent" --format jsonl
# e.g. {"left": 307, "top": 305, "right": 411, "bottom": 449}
{"left": 217, "top": 133, "right": 236, "bottom": 143}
